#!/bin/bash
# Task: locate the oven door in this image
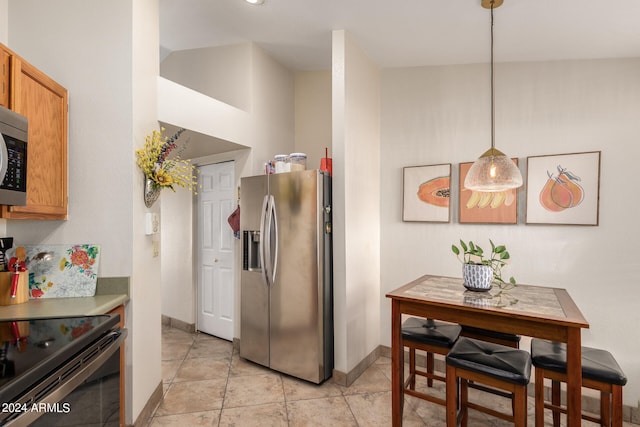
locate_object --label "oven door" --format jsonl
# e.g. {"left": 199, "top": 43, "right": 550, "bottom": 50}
{"left": 2, "top": 328, "right": 126, "bottom": 427}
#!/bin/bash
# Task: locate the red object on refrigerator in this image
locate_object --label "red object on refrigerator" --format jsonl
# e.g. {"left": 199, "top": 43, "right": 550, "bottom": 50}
{"left": 320, "top": 147, "right": 332, "bottom": 176}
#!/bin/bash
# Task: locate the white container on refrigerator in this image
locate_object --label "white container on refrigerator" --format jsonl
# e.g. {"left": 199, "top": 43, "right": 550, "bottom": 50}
{"left": 240, "top": 169, "right": 333, "bottom": 383}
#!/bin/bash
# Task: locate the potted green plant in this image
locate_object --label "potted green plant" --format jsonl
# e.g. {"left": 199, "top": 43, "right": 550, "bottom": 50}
{"left": 451, "top": 239, "right": 516, "bottom": 292}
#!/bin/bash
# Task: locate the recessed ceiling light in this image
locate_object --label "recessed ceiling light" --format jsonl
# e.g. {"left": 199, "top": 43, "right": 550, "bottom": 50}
{"left": 245, "top": 0, "right": 265, "bottom": 5}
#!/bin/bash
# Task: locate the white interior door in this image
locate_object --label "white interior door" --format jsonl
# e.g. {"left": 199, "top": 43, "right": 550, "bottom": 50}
{"left": 197, "top": 161, "right": 235, "bottom": 340}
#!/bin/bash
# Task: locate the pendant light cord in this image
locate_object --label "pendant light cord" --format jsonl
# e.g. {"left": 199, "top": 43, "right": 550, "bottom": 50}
{"left": 490, "top": 0, "right": 495, "bottom": 151}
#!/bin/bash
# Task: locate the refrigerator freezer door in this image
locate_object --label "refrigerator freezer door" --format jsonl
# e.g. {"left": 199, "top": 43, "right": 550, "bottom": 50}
{"left": 268, "top": 170, "right": 327, "bottom": 383}
{"left": 239, "top": 175, "right": 270, "bottom": 367}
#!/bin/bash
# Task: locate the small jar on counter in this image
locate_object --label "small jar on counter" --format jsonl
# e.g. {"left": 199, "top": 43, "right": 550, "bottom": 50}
{"left": 289, "top": 153, "right": 307, "bottom": 171}
{"left": 274, "top": 154, "right": 289, "bottom": 173}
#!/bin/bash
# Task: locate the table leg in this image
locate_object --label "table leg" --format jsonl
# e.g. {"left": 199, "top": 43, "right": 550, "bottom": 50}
{"left": 391, "top": 300, "right": 403, "bottom": 426}
{"left": 446, "top": 365, "right": 458, "bottom": 427}
{"left": 565, "top": 328, "right": 582, "bottom": 427}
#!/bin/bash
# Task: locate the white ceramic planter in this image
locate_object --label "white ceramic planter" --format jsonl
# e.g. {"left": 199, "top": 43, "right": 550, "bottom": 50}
{"left": 462, "top": 264, "right": 493, "bottom": 292}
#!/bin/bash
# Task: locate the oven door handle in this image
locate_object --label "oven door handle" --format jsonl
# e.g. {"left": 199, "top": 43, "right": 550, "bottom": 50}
{"left": 0, "top": 134, "right": 8, "bottom": 185}
{"left": 4, "top": 329, "right": 127, "bottom": 427}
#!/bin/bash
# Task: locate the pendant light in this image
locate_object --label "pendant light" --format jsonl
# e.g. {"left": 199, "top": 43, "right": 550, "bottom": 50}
{"left": 464, "top": 0, "right": 523, "bottom": 192}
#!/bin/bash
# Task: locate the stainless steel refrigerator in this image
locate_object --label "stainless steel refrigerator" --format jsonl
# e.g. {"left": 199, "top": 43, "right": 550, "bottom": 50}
{"left": 240, "top": 169, "right": 333, "bottom": 384}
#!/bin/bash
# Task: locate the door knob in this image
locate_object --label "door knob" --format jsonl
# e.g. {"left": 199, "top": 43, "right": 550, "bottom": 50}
{"left": 214, "top": 258, "right": 219, "bottom": 263}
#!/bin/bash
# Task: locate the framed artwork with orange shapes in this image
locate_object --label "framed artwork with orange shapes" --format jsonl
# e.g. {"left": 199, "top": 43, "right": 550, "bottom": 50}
{"left": 402, "top": 163, "right": 451, "bottom": 222}
{"left": 458, "top": 159, "right": 519, "bottom": 224}
{"left": 525, "top": 151, "right": 601, "bottom": 226}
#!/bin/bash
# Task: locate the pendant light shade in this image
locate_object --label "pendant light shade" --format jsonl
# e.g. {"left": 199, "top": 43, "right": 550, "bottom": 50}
{"left": 464, "top": 148, "right": 522, "bottom": 192}
{"left": 464, "top": 0, "right": 523, "bottom": 192}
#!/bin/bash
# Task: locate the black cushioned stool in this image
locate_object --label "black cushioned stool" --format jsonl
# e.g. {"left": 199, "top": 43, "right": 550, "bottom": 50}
{"left": 445, "top": 337, "right": 531, "bottom": 426}
{"left": 531, "top": 339, "right": 628, "bottom": 427}
{"left": 402, "top": 317, "right": 461, "bottom": 407}
{"left": 460, "top": 326, "right": 521, "bottom": 402}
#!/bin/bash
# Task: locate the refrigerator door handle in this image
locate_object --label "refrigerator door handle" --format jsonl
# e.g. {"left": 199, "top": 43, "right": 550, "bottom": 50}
{"left": 270, "top": 195, "right": 278, "bottom": 285}
{"left": 264, "top": 195, "right": 276, "bottom": 287}
{"left": 259, "top": 194, "right": 269, "bottom": 287}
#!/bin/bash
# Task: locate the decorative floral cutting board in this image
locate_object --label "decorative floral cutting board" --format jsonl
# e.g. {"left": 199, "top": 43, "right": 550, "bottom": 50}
{"left": 6, "top": 244, "right": 100, "bottom": 298}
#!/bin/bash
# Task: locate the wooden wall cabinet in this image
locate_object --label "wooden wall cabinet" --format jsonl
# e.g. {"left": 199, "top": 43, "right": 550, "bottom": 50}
{"left": 0, "top": 43, "right": 68, "bottom": 220}
{"left": 0, "top": 45, "right": 9, "bottom": 108}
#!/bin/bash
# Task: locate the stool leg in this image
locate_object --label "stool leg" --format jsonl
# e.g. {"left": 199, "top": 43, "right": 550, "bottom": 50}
{"left": 535, "top": 367, "right": 545, "bottom": 427}
{"left": 601, "top": 391, "right": 610, "bottom": 427}
{"left": 460, "top": 378, "right": 469, "bottom": 427}
{"left": 551, "top": 380, "right": 561, "bottom": 427}
{"left": 513, "top": 384, "right": 527, "bottom": 427}
{"left": 611, "top": 385, "right": 623, "bottom": 427}
{"left": 446, "top": 364, "right": 458, "bottom": 427}
{"left": 427, "top": 351, "right": 434, "bottom": 387}
{"left": 409, "top": 347, "right": 416, "bottom": 390}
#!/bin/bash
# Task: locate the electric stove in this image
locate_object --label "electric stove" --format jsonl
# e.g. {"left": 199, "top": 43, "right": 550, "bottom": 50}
{"left": 0, "top": 315, "right": 125, "bottom": 426}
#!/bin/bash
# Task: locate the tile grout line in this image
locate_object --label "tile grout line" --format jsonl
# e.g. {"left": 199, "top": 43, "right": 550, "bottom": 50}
{"left": 215, "top": 340, "right": 234, "bottom": 427}
{"left": 278, "top": 372, "right": 292, "bottom": 425}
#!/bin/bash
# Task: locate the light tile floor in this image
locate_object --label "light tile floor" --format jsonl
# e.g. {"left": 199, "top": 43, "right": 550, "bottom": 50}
{"left": 148, "top": 326, "right": 634, "bottom": 426}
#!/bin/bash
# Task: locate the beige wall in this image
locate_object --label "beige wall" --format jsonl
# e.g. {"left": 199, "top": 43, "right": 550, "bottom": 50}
{"left": 159, "top": 42, "right": 295, "bottom": 176}
{"left": 294, "top": 71, "right": 332, "bottom": 171}
{"left": 161, "top": 182, "right": 195, "bottom": 324}
{"left": 0, "top": 1, "right": 6, "bottom": 45}
{"left": 379, "top": 58, "right": 640, "bottom": 406}
{"left": 332, "top": 30, "right": 382, "bottom": 373}
{"left": 248, "top": 44, "right": 295, "bottom": 175}
{"left": 161, "top": 44, "right": 251, "bottom": 111}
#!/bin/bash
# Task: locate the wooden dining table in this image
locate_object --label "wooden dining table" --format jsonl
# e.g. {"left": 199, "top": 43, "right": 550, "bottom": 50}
{"left": 386, "top": 274, "right": 589, "bottom": 427}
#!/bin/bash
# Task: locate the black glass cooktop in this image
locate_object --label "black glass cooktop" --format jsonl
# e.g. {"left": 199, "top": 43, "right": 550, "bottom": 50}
{"left": 0, "top": 315, "right": 119, "bottom": 402}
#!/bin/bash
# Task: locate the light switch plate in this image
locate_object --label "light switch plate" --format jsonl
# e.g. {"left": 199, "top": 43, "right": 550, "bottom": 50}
{"left": 145, "top": 213, "right": 160, "bottom": 235}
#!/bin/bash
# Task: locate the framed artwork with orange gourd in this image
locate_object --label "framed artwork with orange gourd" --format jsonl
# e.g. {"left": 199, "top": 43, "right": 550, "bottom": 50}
{"left": 525, "top": 151, "right": 601, "bottom": 226}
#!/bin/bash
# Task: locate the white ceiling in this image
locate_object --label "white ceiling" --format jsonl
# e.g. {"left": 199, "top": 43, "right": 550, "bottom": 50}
{"left": 160, "top": 0, "right": 640, "bottom": 71}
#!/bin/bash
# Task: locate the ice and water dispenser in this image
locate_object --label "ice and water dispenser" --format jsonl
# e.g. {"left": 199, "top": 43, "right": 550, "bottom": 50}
{"left": 242, "top": 231, "right": 261, "bottom": 271}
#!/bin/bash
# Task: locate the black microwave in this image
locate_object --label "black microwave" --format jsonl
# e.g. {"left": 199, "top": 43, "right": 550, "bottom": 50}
{"left": 0, "top": 105, "right": 27, "bottom": 206}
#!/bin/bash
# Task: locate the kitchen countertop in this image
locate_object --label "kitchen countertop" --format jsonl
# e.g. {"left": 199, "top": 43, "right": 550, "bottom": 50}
{"left": 0, "top": 276, "right": 130, "bottom": 320}
{"left": 0, "top": 294, "right": 129, "bottom": 320}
